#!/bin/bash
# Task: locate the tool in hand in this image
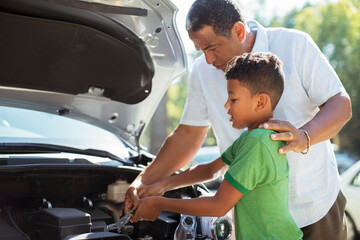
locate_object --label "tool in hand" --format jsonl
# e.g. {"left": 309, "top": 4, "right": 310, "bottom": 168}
{"left": 105, "top": 209, "right": 136, "bottom": 233}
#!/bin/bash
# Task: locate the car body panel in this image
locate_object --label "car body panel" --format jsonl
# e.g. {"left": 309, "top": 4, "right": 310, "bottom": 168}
{"left": 341, "top": 160, "right": 360, "bottom": 237}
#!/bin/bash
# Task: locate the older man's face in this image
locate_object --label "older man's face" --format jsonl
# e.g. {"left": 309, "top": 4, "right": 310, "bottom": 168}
{"left": 188, "top": 24, "right": 246, "bottom": 71}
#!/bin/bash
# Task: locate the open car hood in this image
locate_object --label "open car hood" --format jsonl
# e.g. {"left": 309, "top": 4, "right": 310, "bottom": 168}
{"left": 0, "top": 0, "right": 186, "bottom": 145}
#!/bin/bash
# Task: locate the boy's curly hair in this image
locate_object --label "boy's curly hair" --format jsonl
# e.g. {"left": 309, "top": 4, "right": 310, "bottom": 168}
{"left": 225, "top": 52, "right": 285, "bottom": 110}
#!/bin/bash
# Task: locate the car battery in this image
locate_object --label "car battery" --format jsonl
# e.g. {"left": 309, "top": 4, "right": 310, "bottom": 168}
{"left": 39, "top": 208, "right": 91, "bottom": 240}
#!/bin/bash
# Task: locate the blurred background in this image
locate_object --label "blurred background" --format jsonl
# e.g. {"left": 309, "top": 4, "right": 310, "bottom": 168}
{"left": 141, "top": 0, "right": 360, "bottom": 163}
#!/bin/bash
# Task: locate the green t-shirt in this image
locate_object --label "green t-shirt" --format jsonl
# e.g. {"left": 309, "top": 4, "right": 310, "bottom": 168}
{"left": 222, "top": 128, "right": 303, "bottom": 240}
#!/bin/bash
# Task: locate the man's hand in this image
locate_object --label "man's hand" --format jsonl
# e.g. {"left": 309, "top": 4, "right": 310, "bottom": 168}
{"left": 131, "top": 196, "right": 161, "bottom": 222}
{"left": 124, "top": 179, "right": 149, "bottom": 214}
{"left": 124, "top": 186, "right": 139, "bottom": 214}
{"left": 260, "top": 118, "right": 308, "bottom": 154}
{"left": 138, "top": 180, "right": 166, "bottom": 198}
{"left": 125, "top": 177, "right": 168, "bottom": 214}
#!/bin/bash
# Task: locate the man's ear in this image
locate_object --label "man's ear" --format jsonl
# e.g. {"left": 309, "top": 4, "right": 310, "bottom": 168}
{"left": 255, "top": 94, "right": 270, "bottom": 112}
{"left": 232, "top": 22, "right": 246, "bottom": 42}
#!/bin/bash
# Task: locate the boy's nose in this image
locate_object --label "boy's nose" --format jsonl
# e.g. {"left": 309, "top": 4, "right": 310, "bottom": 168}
{"left": 224, "top": 100, "right": 230, "bottom": 109}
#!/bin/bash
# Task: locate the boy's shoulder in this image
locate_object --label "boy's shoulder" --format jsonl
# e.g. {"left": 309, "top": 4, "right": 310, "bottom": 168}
{"left": 246, "top": 128, "right": 276, "bottom": 140}
{"left": 235, "top": 128, "right": 274, "bottom": 146}
{"left": 244, "top": 128, "right": 285, "bottom": 151}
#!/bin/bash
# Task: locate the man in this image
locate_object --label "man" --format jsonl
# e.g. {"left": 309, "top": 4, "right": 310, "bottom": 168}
{"left": 125, "top": 0, "right": 352, "bottom": 239}
{"left": 131, "top": 53, "right": 303, "bottom": 239}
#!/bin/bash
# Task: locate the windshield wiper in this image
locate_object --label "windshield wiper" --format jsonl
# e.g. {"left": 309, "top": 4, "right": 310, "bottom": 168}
{"left": 0, "top": 142, "right": 133, "bottom": 166}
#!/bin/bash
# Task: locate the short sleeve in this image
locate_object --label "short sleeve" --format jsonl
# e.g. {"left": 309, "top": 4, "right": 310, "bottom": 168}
{"left": 297, "top": 33, "right": 344, "bottom": 106}
{"left": 179, "top": 62, "right": 211, "bottom": 126}
{"left": 221, "top": 133, "right": 245, "bottom": 166}
{"left": 224, "top": 136, "right": 276, "bottom": 194}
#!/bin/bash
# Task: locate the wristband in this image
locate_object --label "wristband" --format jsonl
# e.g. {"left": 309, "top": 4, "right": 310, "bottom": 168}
{"left": 301, "top": 129, "right": 310, "bottom": 155}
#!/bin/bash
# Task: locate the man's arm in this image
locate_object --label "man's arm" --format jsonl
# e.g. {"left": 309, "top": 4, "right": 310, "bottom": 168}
{"left": 132, "top": 179, "right": 243, "bottom": 222}
{"left": 261, "top": 90, "right": 352, "bottom": 154}
{"left": 138, "top": 157, "right": 227, "bottom": 197}
{"left": 124, "top": 124, "right": 209, "bottom": 213}
{"left": 140, "top": 124, "right": 209, "bottom": 184}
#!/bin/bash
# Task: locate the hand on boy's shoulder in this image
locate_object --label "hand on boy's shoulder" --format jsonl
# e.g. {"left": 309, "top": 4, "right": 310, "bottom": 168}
{"left": 259, "top": 118, "right": 308, "bottom": 154}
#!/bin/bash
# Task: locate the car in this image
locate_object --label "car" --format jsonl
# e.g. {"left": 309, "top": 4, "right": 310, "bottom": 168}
{"left": 0, "top": 0, "right": 233, "bottom": 240}
{"left": 334, "top": 143, "right": 357, "bottom": 174}
{"left": 341, "top": 160, "right": 360, "bottom": 240}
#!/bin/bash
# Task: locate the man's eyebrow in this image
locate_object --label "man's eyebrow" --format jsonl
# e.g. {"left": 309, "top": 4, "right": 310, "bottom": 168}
{"left": 195, "top": 44, "right": 216, "bottom": 51}
{"left": 202, "top": 44, "right": 216, "bottom": 51}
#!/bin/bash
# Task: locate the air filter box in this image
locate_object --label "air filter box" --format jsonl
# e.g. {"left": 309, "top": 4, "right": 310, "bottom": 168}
{"left": 39, "top": 208, "right": 91, "bottom": 240}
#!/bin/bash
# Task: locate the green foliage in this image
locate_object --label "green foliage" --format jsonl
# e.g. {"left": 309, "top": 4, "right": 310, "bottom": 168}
{"left": 270, "top": 0, "right": 360, "bottom": 152}
{"left": 166, "top": 76, "right": 188, "bottom": 133}
{"left": 166, "top": 73, "right": 217, "bottom": 146}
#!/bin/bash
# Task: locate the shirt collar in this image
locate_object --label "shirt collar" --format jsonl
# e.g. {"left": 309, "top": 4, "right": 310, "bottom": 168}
{"left": 247, "top": 20, "right": 269, "bottom": 53}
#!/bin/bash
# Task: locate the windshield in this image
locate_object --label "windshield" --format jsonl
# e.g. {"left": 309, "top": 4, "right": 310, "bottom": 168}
{"left": 0, "top": 106, "right": 130, "bottom": 159}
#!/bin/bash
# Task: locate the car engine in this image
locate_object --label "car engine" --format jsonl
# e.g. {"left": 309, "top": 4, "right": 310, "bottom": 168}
{"left": 0, "top": 164, "right": 198, "bottom": 240}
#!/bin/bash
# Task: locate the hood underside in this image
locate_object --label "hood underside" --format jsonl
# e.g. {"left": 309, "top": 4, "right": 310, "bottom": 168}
{"left": 0, "top": 0, "right": 187, "bottom": 144}
{"left": 0, "top": 0, "right": 154, "bottom": 104}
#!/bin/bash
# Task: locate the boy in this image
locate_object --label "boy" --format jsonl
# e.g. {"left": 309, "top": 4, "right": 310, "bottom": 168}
{"left": 131, "top": 52, "right": 303, "bottom": 239}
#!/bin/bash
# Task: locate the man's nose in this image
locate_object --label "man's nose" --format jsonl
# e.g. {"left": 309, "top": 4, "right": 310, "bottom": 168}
{"left": 204, "top": 51, "right": 216, "bottom": 65}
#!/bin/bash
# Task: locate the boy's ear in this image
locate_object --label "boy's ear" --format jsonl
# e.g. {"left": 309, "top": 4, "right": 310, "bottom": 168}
{"left": 255, "top": 94, "right": 270, "bottom": 111}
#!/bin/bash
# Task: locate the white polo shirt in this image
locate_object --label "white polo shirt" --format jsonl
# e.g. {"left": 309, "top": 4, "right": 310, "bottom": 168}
{"left": 180, "top": 20, "right": 345, "bottom": 227}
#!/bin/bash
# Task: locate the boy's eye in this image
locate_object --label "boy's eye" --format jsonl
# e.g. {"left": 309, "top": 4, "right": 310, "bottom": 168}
{"left": 231, "top": 99, "right": 238, "bottom": 103}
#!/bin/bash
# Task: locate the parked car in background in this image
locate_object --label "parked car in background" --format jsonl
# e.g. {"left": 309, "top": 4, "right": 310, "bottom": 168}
{"left": 335, "top": 150, "right": 357, "bottom": 174}
{"left": 341, "top": 161, "right": 360, "bottom": 240}
{"left": 0, "top": 0, "right": 233, "bottom": 239}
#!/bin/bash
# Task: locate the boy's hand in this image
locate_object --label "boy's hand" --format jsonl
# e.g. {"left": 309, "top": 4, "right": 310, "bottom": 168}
{"left": 259, "top": 118, "right": 308, "bottom": 154}
{"left": 131, "top": 196, "right": 161, "bottom": 222}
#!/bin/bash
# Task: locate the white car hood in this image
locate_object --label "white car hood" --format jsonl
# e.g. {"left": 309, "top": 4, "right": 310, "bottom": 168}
{"left": 0, "top": 0, "right": 187, "bottom": 145}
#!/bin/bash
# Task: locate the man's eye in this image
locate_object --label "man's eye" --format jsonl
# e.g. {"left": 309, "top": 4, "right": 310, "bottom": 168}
{"left": 231, "top": 99, "right": 237, "bottom": 103}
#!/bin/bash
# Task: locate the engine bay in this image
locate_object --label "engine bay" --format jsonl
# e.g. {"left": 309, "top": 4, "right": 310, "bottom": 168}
{"left": 0, "top": 164, "right": 197, "bottom": 240}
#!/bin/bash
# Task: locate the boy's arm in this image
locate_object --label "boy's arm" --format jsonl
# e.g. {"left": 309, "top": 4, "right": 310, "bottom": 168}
{"left": 132, "top": 178, "right": 243, "bottom": 222}
{"left": 138, "top": 157, "right": 227, "bottom": 198}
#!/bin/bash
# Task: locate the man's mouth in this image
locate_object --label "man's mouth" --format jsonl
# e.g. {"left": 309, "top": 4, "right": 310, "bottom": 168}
{"left": 214, "top": 64, "right": 224, "bottom": 70}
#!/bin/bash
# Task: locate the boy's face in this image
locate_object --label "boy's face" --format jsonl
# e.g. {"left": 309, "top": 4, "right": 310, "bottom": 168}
{"left": 224, "top": 79, "right": 259, "bottom": 130}
{"left": 188, "top": 24, "right": 246, "bottom": 72}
